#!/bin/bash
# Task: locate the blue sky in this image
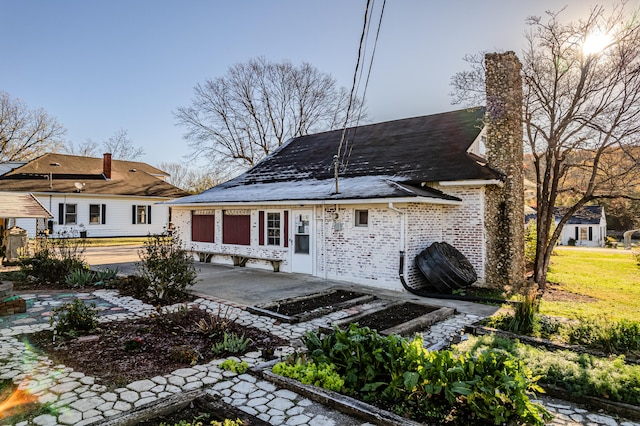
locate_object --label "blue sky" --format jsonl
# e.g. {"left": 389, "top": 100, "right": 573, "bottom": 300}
{"left": 2, "top": 0, "right": 618, "bottom": 168}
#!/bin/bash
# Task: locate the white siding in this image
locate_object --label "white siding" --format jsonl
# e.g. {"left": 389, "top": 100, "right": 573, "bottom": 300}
{"left": 16, "top": 194, "right": 172, "bottom": 238}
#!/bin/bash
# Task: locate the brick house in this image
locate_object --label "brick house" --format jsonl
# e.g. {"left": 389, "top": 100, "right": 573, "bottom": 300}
{"left": 169, "top": 52, "right": 525, "bottom": 292}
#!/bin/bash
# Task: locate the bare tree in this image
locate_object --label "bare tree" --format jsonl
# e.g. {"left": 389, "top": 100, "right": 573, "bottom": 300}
{"left": 451, "top": 3, "right": 640, "bottom": 289}
{"left": 103, "top": 129, "right": 145, "bottom": 160}
{"left": 64, "top": 139, "right": 100, "bottom": 157}
{"left": 0, "top": 91, "right": 66, "bottom": 161}
{"left": 175, "top": 57, "right": 364, "bottom": 169}
{"left": 157, "top": 161, "right": 233, "bottom": 194}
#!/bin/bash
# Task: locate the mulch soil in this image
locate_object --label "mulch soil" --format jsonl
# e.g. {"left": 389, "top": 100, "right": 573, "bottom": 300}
{"left": 270, "top": 290, "right": 367, "bottom": 316}
{"left": 354, "top": 302, "right": 438, "bottom": 330}
{"left": 23, "top": 307, "right": 287, "bottom": 389}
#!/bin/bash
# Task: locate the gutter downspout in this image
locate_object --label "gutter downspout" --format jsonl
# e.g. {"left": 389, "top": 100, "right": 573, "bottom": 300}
{"left": 388, "top": 202, "right": 411, "bottom": 291}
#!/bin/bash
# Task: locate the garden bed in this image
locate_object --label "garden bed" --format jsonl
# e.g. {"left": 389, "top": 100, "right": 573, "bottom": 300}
{"left": 22, "top": 306, "right": 287, "bottom": 389}
{"left": 102, "top": 389, "right": 271, "bottom": 425}
{"left": 247, "top": 288, "right": 375, "bottom": 323}
{"left": 328, "top": 301, "right": 455, "bottom": 336}
{"left": 465, "top": 323, "right": 640, "bottom": 364}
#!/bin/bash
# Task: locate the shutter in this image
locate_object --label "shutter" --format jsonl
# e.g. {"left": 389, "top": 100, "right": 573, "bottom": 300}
{"left": 101, "top": 204, "right": 106, "bottom": 224}
{"left": 588, "top": 227, "right": 593, "bottom": 241}
{"left": 58, "top": 203, "right": 64, "bottom": 225}
{"left": 259, "top": 211, "right": 265, "bottom": 245}
{"left": 132, "top": 205, "right": 137, "bottom": 224}
{"left": 147, "top": 206, "right": 152, "bottom": 224}
{"left": 284, "top": 210, "right": 289, "bottom": 247}
{"left": 575, "top": 227, "right": 579, "bottom": 240}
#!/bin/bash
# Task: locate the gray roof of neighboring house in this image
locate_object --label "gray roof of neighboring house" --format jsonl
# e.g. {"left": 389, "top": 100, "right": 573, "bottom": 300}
{"left": 525, "top": 205, "right": 604, "bottom": 225}
{"left": 0, "top": 153, "right": 189, "bottom": 198}
{"left": 171, "top": 107, "right": 497, "bottom": 205}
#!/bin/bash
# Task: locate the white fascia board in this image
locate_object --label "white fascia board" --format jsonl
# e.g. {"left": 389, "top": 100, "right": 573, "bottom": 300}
{"left": 169, "top": 196, "right": 463, "bottom": 209}
{"left": 438, "top": 179, "right": 503, "bottom": 187}
{"left": 30, "top": 192, "right": 172, "bottom": 202}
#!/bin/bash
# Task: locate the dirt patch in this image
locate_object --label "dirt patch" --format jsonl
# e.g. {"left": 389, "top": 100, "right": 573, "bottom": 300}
{"left": 23, "top": 307, "right": 286, "bottom": 389}
{"left": 542, "top": 283, "right": 598, "bottom": 303}
{"left": 270, "top": 290, "right": 368, "bottom": 316}
{"left": 353, "top": 302, "right": 439, "bottom": 331}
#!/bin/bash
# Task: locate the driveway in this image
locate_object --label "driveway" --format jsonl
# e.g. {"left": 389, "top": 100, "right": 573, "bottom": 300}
{"left": 85, "top": 245, "right": 499, "bottom": 317}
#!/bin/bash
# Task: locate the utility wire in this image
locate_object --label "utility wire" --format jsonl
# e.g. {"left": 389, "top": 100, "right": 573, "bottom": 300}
{"left": 336, "top": 0, "right": 371, "bottom": 161}
{"left": 343, "top": 0, "right": 387, "bottom": 171}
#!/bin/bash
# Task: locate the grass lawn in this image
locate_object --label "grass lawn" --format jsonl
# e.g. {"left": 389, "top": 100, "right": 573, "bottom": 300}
{"left": 540, "top": 246, "right": 640, "bottom": 322}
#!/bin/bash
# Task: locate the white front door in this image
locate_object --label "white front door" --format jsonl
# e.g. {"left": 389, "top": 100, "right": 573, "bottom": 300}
{"left": 291, "top": 210, "right": 313, "bottom": 274}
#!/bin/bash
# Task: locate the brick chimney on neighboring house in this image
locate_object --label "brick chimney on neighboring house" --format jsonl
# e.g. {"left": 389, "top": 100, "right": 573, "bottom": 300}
{"left": 483, "top": 52, "right": 525, "bottom": 291}
{"left": 103, "top": 153, "right": 112, "bottom": 179}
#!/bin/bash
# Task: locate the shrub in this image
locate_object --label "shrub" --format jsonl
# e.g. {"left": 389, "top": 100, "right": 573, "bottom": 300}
{"left": 212, "top": 332, "right": 251, "bottom": 355}
{"left": 20, "top": 232, "right": 88, "bottom": 285}
{"left": 219, "top": 358, "right": 249, "bottom": 374}
{"left": 633, "top": 248, "right": 640, "bottom": 266}
{"left": 273, "top": 353, "right": 344, "bottom": 392}
{"left": 136, "top": 230, "right": 197, "bottom": 302}
{"left": 49, "top": 298, "right": 98, "bottom": 339}
{"left": 304, "top": 325, "right": 550, "bottom": 425}
{"left": 568, "top": 237, "right": 576, "bottom": 246}
{"left": 565, "top": 317, "right": 640, "bottom": 356}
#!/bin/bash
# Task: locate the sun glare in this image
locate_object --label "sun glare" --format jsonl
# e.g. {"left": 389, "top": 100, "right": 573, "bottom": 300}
{"left": 583, "top": 30, "right": 613, "bottom": 55}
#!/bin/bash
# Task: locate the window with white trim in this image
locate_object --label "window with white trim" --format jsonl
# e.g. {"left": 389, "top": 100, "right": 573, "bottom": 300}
{"left": 133, "top": 205, "right": 152, "bottom": 224}
{"left": 64, "top": 204, "right": 77, "bottom": 225}
{"left": 354, "top": 209, "right": 368, "bottom": 227}
{"left": 267, "top": 212, "right": 281, "bottom": 246}
{"left": 89, "top": 204, "right": 106, "bottom": 225}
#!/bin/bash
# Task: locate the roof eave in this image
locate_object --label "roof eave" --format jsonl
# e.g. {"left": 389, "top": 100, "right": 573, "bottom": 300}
{"left": 168, "top": 195, "right": 463, "bottom": 208}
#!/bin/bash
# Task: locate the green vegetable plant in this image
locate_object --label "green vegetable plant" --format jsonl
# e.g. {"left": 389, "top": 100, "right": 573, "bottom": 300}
{"left": 219, "top": 358, "right": 248, "bottom": 374}
{"left": 303, "top": 324, "right": 550, "bottom": 424}
{"left": 272, "top": 353, "right": 344, "bottom": 392}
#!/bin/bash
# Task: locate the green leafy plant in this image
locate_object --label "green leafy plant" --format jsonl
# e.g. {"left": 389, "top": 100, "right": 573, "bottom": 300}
{"left": 273, "top": 353, "right": 344, "bottom": 392}
{"left": 211, "top": 332, "right": 251, "bottom": 355}
{"left": 136, "top": 229, "right": 198, "bottom": 302}
{"left": 49, "top": 298, "right": 98, "bottom": 339}
{"left": 304, "top": 325, "right": 550, "bottom": 424}
{"left": 219, "top": 358, "right": 248, "bottom": 374}
{"left": 64, "top": 268, "right": 95, "bottom": 288}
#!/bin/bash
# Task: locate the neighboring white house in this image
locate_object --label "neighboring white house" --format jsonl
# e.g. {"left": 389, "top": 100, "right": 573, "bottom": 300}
{"left": 557, "top": 206, "right": 607, "bottom": 247}
{"left": 0, "top": 153, "right": 188, "bottom": 238}
{"left": 525, "top": 205, "right": 607, "bottom": 247}
{"left": 168, "top": 107, "right": 515, "bottom": 292}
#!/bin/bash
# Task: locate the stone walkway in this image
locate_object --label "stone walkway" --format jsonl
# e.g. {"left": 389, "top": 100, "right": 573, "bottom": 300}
{"left": 0, "top": 289, "right": 638, "bottom": 426}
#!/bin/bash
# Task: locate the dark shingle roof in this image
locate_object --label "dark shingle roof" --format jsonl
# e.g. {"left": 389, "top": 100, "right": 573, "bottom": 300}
{"left": 525, "top": 206, "right": 604, "bottom": 225}
{"left": 0, "top": 153, "right": 188, "bottom": 198}
{"left": 241, "top": 107, "right": 494, "bottom": 184}
{"left": 171, "top": 108, "right": 497, "bottom": 204}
